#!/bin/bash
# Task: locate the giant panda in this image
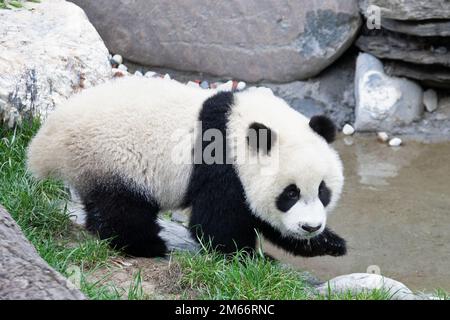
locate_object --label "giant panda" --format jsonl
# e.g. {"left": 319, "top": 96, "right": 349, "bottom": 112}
{"left": 27, "top": 77, "right": 346, "bottom": 258}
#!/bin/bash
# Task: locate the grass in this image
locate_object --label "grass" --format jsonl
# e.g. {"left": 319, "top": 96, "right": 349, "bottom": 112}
{"left": 0, "top": 0, "right": 39, "bottom": 9}
{"left": 1, "top": 120, "right": 447, "bottom": 300}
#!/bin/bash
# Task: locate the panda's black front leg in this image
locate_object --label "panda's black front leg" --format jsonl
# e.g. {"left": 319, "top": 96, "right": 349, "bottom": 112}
{"left": 255, "top": 217, "right": 346, "bottom": 257}
{"left": 188, "top": 180, "right": 257, "bottom": 255}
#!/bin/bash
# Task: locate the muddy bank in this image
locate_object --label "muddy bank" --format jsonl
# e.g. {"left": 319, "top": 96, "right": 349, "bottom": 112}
{"left": 266, "top": 135, "right": 450, "bottom": 291}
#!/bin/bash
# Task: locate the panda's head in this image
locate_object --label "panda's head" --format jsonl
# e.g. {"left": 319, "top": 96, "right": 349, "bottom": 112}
{"left": 229, "top": 89, "right": 344, "bottom": 239}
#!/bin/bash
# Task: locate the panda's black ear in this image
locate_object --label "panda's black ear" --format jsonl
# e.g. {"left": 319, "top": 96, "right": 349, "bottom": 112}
{"left": 309, "top": 115, "right": 336, "bottom": 144}
{"left": 247, "top": 122, "right": 275, "bottom": 155}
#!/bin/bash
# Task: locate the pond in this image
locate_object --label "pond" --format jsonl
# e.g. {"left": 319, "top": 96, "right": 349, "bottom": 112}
{"left": 266, "top": 135, "right": 450, "bottom": 292}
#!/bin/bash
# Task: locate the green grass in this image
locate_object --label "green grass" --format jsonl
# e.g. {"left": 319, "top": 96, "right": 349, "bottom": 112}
{"left": 0, "top": 120, "right": 117, "bottom": 299}
{"left": 0, "top": 0, "right": 39, "bottom": 9}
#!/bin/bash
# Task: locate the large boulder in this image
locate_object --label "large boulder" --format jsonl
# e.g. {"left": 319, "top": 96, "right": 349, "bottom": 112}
{"left": 70, "top": 0, "right": 361, "bottom": 82}
{"left": 354, "top": 53, "right": 424, "bottom": 132}
{"left": 359, "top": 0, "right": 450, "bottom": 20}
{"left": 0, "top": 0, "right": 112, "bottom": 128}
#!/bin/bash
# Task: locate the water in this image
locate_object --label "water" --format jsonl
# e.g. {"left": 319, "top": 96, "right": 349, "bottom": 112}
{"left": 266, "top": 135, "right": 450, "bottom": 291}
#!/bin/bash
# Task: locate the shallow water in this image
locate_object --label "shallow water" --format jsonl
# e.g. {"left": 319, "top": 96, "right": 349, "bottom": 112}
{"left": 266, "top": 135, "right": 450, "bottom": 291}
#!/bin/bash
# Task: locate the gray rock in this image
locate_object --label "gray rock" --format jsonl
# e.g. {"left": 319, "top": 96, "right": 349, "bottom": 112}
{"left": 70, "top": 0, "right": 361, "bottom": 82}
{"left": 354, "top": 53, "right": 424, "bottom": 132}
{"left": 359, "top": 0, "right": 450, "bottom": 20}
{"left": 315, "top": 273, "right": 420, "bottom": 300}
{"left": 157, "top": 219, "right": 199, "bottom": 253}
{"left": 0, "top": 0, "right": 111, "bottom": 128}
{"left": 423, "top": 89, "right": 438, "bottom": 113}
{"left": 355, "top": 30, "right": 450, "bottom": 67}
{"left": 384, "top": 60, "right": 450, "bottom": 89}
{"left": 264, "top": 52, "right": 357, "bottom": 129}
{"left": 381, "top": 18, "right": 450, "bottom": 37}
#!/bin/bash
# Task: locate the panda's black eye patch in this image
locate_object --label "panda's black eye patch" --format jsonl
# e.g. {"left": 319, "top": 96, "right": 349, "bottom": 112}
{"left": 319, "top": 181, "right": 331, "bottom": 207}
{"left": 276, "top": 184, "right": 300, "bottom": 212}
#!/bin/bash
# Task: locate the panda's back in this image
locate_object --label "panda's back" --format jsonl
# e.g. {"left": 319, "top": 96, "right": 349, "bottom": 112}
{"left": 27, "top": 77, "right": 215, "bottom": 209}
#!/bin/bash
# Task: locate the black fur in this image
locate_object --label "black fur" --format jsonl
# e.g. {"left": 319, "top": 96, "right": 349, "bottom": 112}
{"left": 82, "top": 176, "right": 167, "bottom": 257}
{"left": 276, "top": 184, "right": 300, "bottom": 212}
{"left": 309, "top": 115, "right": 336, "bottom": 143}
{"left": 319, "top": 181, "right": 331, "bottom": 207}
{"left": 185, "top": 91, "right": 347, "bottom": 257}
{"left": 247, "top": 122, "right": 274, "bottom": 155}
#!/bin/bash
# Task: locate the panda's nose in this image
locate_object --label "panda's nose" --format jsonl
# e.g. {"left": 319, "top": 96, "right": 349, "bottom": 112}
{"left": 301, "top": 224, "right": 322, "bottom": 233}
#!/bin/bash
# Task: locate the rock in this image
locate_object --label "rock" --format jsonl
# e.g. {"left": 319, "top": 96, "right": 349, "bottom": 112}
{"left": 264, "top": 52, "right": 357, "bottom": 129}
{"left": 423, "top": 89, "right": 438, "bottom": 113}
{"left": 70, "top": 0, "right": 361, "bottom": 82}
{"left": 117, "top": 64, "right": 128, "bottom": 72}
{"left": 145, "top": 71, "right": 156, "bottom": 78}
{"left": 355, "top": 29, "right": 450, "bottom": 67}
{"left": 164, "top": 73, "right": 171, "bottom": 80}
{"left": 354, "top": 53, "right": 424, "bottom": 132}
{"left": 316, "top": 273, "right": 420, "bottom": 300}
{"left": 0, "top": 0, "right": 111, "bottom": 128}
{"left": 112, "top": 54, "right": 123, "bottom": 65}
{"left": 359, "top": 0, "right": 450, "bottom": 20}
{"left": 388, "top": 137, "right": 402, "bottom": 147}
{"left": 384, "top": 60, "right": 450, "bottom": 89}
{"left": 377, "top": 132, "right": 389, "bottom": 143}
{"left": 134, "top": 70, "right": 143, "bottom": 77}
{"left": 381, "top": 18, "right": 450, "bottom": 37}
{"left": 199, "top": 81, "right": 209, "bottom": 89}
{"left": 237, "top": 81, "right": 246, "bottom": 91}
{"left": 342, "top": 124, "right": 355, "bottom": 135}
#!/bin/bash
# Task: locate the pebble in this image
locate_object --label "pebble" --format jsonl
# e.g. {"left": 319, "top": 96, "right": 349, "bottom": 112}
{"left": 423, "top": 89, "right": 438, "bottom": 113}
{"left": 134, "top": 70, "right": 143, "bottom": 77}
{"left": 145, "top": 71, "right": 156, "bottom": 78}
{"left": 217, "top": 80, "right": 233, "bottom": 92}
{"left": 388, "top": 137, "right": 402, "bottom": 147}
{"left": 112, "top": 54, "right": 123, "bottom": 65}
{"left": 342, "top": 124, "right": 355, "bottom": 136}
{"left": 237, "top": 81, "right": 246, "bottom": 91}
{"left": 343, "top": 137, "right": 354, "bottom": 146}
{"left": 377, "top": 132, "right": 389, "bottom": 143}
{"left": 164, "top": 73, "right": 171, "bottom": 80}
{"left": 186, "top": 81, "right": 200, "bottom": 88}
{"left": 200, "top": 80, "right": 209, "bottom": 89}
{"left": 118, "top": 64, "right": 128, "bottom": 72}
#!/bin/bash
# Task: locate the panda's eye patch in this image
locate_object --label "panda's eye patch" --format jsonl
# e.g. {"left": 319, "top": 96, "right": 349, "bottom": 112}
{"left": 319, "top": 181, "right": 331, "bottom": 207}
{"left": 276, "top": 184, "right": 300, "bottom": 212}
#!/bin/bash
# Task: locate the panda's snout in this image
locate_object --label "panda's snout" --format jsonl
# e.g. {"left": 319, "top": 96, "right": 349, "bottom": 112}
{"left": 300, "top": 223, "right": 322, "bottom": 233}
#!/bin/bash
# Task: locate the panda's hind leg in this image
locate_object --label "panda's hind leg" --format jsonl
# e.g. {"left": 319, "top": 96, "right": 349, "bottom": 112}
{"left": 81, "top": 177, "right": 167, "bottom": 257}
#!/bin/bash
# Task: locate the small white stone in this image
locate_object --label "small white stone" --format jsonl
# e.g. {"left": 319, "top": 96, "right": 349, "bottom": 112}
{"left": 112, "top": 54, "right": 123, "bottom": 65}
{"left": 342, "top": 124, "right": 355, "bottom": 135}
{"left": 343, "top": 137, "right": 354, "bottom": 146}
{"left": 134, "top": 70, "right": 143, "bottom": 77}
{"left": 237, "top": 81, "right": 246, "bottom": 90}
{"left": 388, "top": 137, "right": 402, "bottom": 147}
{"left": 118, "top": 64, "right": 128, "bottom": 72}
{"left": 377, "top": 132, "right": 389, "bottom": 142}
{"left": 164, "top": 73, "right": 171, "bottom": 80}
{"left": 217, "top": 80, "right": 233, "bottom": 91}
{"left": 423, "top": 89, "right": 438, "bottom": 113}
{"left": 186, "top": 81, "right": 199, "bottom": 88}
{"left": 145, "top": 71, "right": 156, "bottom": 78}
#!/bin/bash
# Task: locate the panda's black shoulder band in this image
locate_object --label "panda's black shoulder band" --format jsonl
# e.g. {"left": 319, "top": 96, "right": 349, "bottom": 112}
{"left": 309, "top": 115, "right": 336, "bottom": 144}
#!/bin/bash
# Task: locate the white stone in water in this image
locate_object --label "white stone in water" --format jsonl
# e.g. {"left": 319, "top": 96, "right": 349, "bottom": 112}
{"left": 145, "top": 71, "right": 156, "bottom": 78}
{"left": 134, "top": 70, "right": 143, "bottom": 76}
{"left": 342, "top": 124, "right": 355, "bottom": 135}
{"left": 423, "top": 89, "right": 438, "bottom": 112}
{"left": 112, "top": 54, "right": 123, "bottom": 65}
{"left": 237, "top": 81, "right": 246, "bottom": 90}
{"left": 217, "top": 80, "right": 233, "bottom": 91}
{"left": 389, "top": 137, "right": 402, "bottom": 147}
{"left": 343, "top": 137, "right": 354, "bottom": 146}
{"left": 377, "top": 132, "right": 389, "bottom": 142}
{"left": 164, "top": 73, "right": 171, "bottom": 80}
{"left": 117, "top": 64, "right": 128, "bottom": 72}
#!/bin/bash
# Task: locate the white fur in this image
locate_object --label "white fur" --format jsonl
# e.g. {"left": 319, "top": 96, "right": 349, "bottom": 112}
{"left": 28, "top": 77, "right": 344, "bottom": 236}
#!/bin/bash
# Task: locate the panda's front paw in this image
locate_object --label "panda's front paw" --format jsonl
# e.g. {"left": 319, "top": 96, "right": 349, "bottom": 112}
{"left": 318, "top": 227, "right": 347, "bottom": 256}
